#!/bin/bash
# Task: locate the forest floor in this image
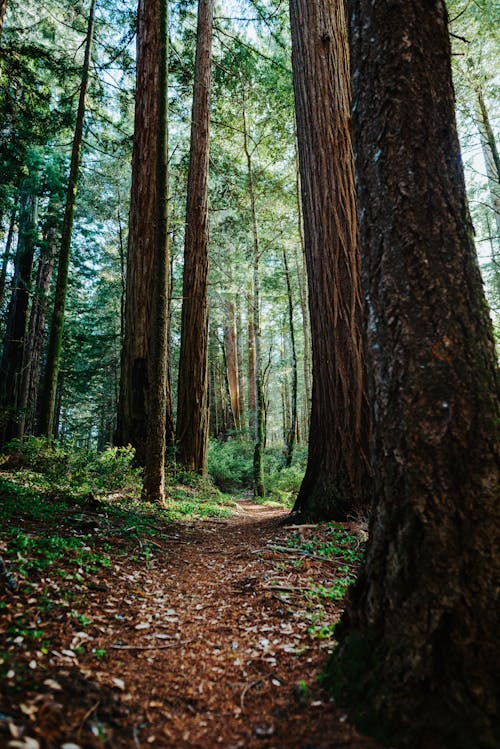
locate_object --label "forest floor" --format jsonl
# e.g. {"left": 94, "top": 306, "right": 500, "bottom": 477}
{"left": 1, "top": 475, "right": 381, "bottom": 749}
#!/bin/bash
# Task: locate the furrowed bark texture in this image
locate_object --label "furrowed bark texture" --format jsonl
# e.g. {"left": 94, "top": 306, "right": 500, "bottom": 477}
{"left": 289, "top": 0, "right": 371, "bottom": 520}
{"left": 332, "top": 3, "right": 500, "bottom": 748}
{"left": 143, "top": 0, "right": 170, "bottom": 501}
{"left": 176, "top": 0, "right": 214, "bottom": 475}
{"left": 117, "top": 0, "right": 174, "bottom": 466}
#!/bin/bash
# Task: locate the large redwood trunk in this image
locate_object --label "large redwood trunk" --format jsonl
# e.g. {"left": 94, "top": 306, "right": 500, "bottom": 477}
{"left": 117, "top": 0, "right": 174, "bottom": 466}
{"left": 176, "top": 0, "right": 214, "bottom": 474}
{"left": 332, "top": 4, "right": 500, "bottom": 747}
{"left": 289, "top": 0, "right": 371, "bottom": 519}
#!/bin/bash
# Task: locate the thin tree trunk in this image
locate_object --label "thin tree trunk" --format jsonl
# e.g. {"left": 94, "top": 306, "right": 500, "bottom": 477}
{"left": 243, "top": 106, "right": 265, "bottom": 497}
{"left": 117, "top": 204, "right": 126, "bottom": 346}
{"left": 176, "top": 0, "right": 214, "bottom": 475}
{"left": 289, "top": 0, "right": 371, "bottom": 519}
{"left": 332, "top": 4, "right": 500, "bottom": 747}
{"left": 0, "top": 201, "right": 17, "bottom": 308}
{"left": 116, "top": 0, "right": 174, "bottom": 466}
{"left": 143, "top": 0, "right": 170, "bottom": 501}
{"left": 475, "top": 85, "right": 500, "bottom": 246}
{"left": 294, "top": 147, "right": 311, "bottom": 440}
{"left": 38, "top": 0, "right": 96, "bottom": 438}
{"left": 236, "top": 299, "right": 246, "bottom": 427}
{"left": 247, "top": 285, "right": 256, "bottom": 431}
{"left": 282, "top": 249, "right": 297, "bottom": 468}
{"left": 0, "top": 184, "right": 38, "bottom": 447}
{"left": 224, "top": 298, "right": 241, "bottom": 430}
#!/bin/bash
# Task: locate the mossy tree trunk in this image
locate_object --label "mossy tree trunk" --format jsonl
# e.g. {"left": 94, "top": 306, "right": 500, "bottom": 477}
{"left": 332, "top": 4, "right": 500, "bottom": 747}
{"left": 176, "top": 0, "right": 214, "bottom": 475}
{"left": 38, "top": 0, "right": 96, "bottom": 439}
{"left": 289, "top": 0, "right": 371, "bottom": 520}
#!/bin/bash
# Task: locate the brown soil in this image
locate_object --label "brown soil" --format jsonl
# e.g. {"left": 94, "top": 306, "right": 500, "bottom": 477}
{"left": 1, "top": 500, "right": 381, "bottom": 749}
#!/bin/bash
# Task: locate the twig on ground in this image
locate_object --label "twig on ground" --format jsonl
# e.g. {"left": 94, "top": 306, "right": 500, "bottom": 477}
{"left": 111, "top": 637, "right": 196, "bottom": 651}
{"left": 240, "top": 679, "right": 263, "bottom": 712}
{"left": 73, "top": 700, "right": 99, "bottom": 734}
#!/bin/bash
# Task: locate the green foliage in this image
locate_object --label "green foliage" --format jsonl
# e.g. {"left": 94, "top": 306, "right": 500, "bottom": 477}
{"left": 3, "top": 436, "right": 142, "bottom": 498}
{"left": 207, "top": 437, "right": 306, "bottom": 499}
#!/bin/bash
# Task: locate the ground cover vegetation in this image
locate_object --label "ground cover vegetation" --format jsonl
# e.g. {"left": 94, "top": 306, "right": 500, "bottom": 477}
{"left": 0, "top": 0, "right": 498, "bottom": 747}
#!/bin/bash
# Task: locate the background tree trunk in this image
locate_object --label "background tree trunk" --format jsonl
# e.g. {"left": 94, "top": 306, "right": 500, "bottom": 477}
{"left": 0, "top": 201, "right": 17, "bottom": 308}
{"left": 16, "top": 216, "right": 58, "bottom": 437}
{"left": 243, "top": 106, "right": 265, "bottom": 497}
{"left": 332, "top": 4, "right": 500, "bottom": 747}
{"left": 289, "top": 0, "right": 371, "bottom": 520}
{"left": 116, "top": 0, "right": 174, "bottom": 466}
{"left": 176, "top": 0, "right": 214, "bottom": 475}
{"left": 143, "top": 0, "right": 170, "bottom": 501}
{"left": 474, "top": 85, "right": 500, "bottom": 247}
{"left": 38, "top": 0, "right": 95, "bottom": 438}
{"left": 282, "top": 249, "right": 297, "bottom": 467}
{"left": 0, "top": 184, "right": 38, "bottom": 447}
{"left": 224, "top": 298, "right": 241, "bottom": 430}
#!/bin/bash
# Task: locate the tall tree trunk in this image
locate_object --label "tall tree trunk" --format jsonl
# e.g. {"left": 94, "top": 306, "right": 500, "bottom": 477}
{"left": 116, "top": 0, "right": 174, "bottom": 467}
{"left": 0, "top": 201, "right": 17, "bottom": 308}
{"left": 0, "top": 184, "right": 38, "bottom": 447}
{"left": 38, "top": 0, "right": 95, "bottom": 438}
{"left": 294, "top": 148, "right": 311, "bottom": 440}
{"left": 143, "top": 0, "right": 170, "bottom": 501}
{"left": 332, "top": 4, "right": 500, "bottom": 748}
{"left": 282, "top": 249, "right": 297, "bottom": 468}
{"left": 176, "top": 0, "right": 214, "bottom": 475}
{"left": 243, "top": 107, "right": 265, "bottom": 497}
{"left": 247, "top": 285, "right": 256, "bottom": 431}
{"left": 474, "top": 85, "right": 500, "bottom": 247}
{"left": 289, "top": 0, "right": 371, "bottom": 520}
{"left": 224, "top": 298, "right": 241, "bottom": 430}
{"left": 236, "top": 299, "right": 246, "bottom": 427}
{"left": 17, "top": 216, "right": 58, "bottom": 437}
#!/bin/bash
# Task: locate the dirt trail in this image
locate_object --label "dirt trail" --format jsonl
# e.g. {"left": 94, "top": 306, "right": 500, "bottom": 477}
{"left": 1, "top": 500, "right": 380, "bottom": 749}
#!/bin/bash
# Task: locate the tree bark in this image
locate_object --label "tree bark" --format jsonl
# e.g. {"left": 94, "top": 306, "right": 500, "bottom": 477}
{"left": 176, "top": 0, "right": 214, "bottom": 475}
{"left": 243, "top": 106, "right": 265, "bottom": 497}
{"left": 289, "top": 0, "right": 371, "bottom": 520}
{"left": 143, "top": 0, "right": 170, "bottom": 501}
{"left": 0, "top": 200, "right": 17, "bottom": 309}
{"left": 332, "top": 4, "right": 500, "bottom": 748}
{"left": 294, "top": 147, "right": 311, "bottom": 441}
{"left": 17, "top": 214, "right": 58, "bottom": 437}
{"left": 0, "top": 183, "right": 38, "bottom": 447}
{"left": 38, "top": 0, "right": 95, "bottom": 438}
{"left": 247, "top": 285, "right": 256, "bottom": 431}
{"left": 224, "top": 298, "right": 241, "bottom": 430}
{"left": 474, "top": 85, "right": 500, "bottom": 246}
{"left": 282, "top": 249, "right": 297, "bottom": 468}
{"left": 116, "top": 0, "right": 174, "bottom": 466}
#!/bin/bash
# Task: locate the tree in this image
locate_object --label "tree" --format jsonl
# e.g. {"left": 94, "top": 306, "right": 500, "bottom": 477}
{"left": 38, "top": 0, "right": 96, "bottom": 437}
{"left": 116, "top": 0, "right": 174, "bottom": 468}
{"left": 142, "top": 0, "right": 170, "bottom": 501}
{"left": 330, "top": 3, "right": 500, "bottom": 747}
{"left": 0, "top": 169, "right": 39, "bottom": 446}
{"left": 289, "top": 0, "right": 371, "bottom": 519}
{"left": 176, "top": 0, "right": 215, "bottom": 475}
